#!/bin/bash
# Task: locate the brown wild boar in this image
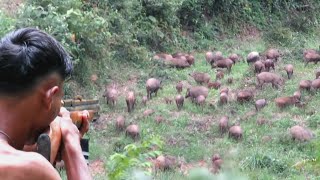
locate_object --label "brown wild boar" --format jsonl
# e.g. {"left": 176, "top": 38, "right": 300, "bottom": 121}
{"left": 125, "top": 124, "right": 140, "bottom": 139}
{"left": 219, "top": 116, "right": 229, "bottom": 134}
{"left": 216, "top": 71, "right": 224, "bottom": 80}
{"left": 311, "top": 79, "right": 320, "bottom": 91}
{"left": 219, "top": 92, "right": 228, "bottom": 105}
{"left": 146, "top": 78, "right": 161, "bottom": 99}
{"left": 103, "top": 88, "right": 118, "bottom": 106}
{"left": 227, "top": 77, "right": 233, "bottom": 84}
{"left": 155, "top": 115, "right": 164, "bottom": 124}
{"left": 170, "top": 56, "right": 191, "bottom": 68}
{"left": 90, "top": 74, "right": 98, "bottom": 84}
{"left": 299, "top": 80, "right": 312, "bottom": 91}
{"left": 211, "top": 154, "right": 222, "bottom": 174}
{"left": 164, "top": 97, "right": 173, "bottom": 104}
{"left": 186, "top": 55, "right": 195, "bottom": 66}
{"left": 205, "top": 51, "right": 214, "bottom": 65}
{"left": 116, "top": 115, "right": 125, "bottom": 131}
{"left": 304, "top": 51, "right": 320, "bottom": 66}
{"left": 212, "top": 59, "right": 233, "bottom": 73}
{"left": 255, "top": 99, "right": 267, "bottom": 111}
{"left": 274, "top": 96, "right": 299, "bottom": 109}
{"left": 175, "top": 95, "right": 184, "bottom": 110}
{"left": 185, "top": 86, "right": 209, "bottom": 102}
{"left": 237, "top": 90, "right": 254, "bottom": 103}
{"left": 195, "top": 95, "right": 206, "bottom": 106}
{"left": 254, "top": 61, "right": 265, "bottom": 74}
{"left": 220, "top": 87, "right": 229, "bottom": 95}
{"left": 210, "top": 51, "right": 224, "bottom": 64}
{"left": 264, "top": 59, "right": 275, "bottom": 72}
{"left": 126, "top": 91, "right": 136, "bottom": 113}
{"left": 176, "top": 81, "right": 183, "bottom": 94}
{"left": 229, "top": 125, "right": 243, "bottom": 140}
{"left": 189, "top": 72, "right": 211, "bottom": 84}
{"left": 290, "top": 125, "right": 313, "bottom": 142}
{"left": 284, "top": 64, "right": 294, "bottom": 79}
{"left": 256, "top": 72, "right": 284, "bottom": 89}
{"left": 293, "top": 91, "right": 301, "bottom": 101}
{"left": 143, "top": 109, "right": 155, "bottom": 117}
{"left": 208, "top": 81, "right": 221, "bottom": 89}
{"left": 247, "top": 51, "right": 260, "bottom": 64}
{"left": 229, "top": 53, "right": 240, "bottom": 64}
{"left": 266, "top": 48, "right": 280, "bottom": 62}
{"left": 155, "top": 155, "right": 177, "bottom": 171}
{"left": 142, "top": 96, "right": 148, "bottom": 106}
{"left": 316, "top": 69, "right": 320, "bottom": 79}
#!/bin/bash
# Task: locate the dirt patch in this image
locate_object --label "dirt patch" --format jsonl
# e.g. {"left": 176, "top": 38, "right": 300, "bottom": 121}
{"left": 89, "top": 159, "right": 105, "bottom": 177}
{"left": 0, "top": 0, "right": 23, "bottom": 16}
{"left": 236, "top": 25, "right": 261, "bottom": 41}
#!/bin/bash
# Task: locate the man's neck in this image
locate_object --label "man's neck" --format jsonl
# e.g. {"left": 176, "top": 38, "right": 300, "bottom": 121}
{"left": 0, "top": 100, "right": 35, "bottom": 150}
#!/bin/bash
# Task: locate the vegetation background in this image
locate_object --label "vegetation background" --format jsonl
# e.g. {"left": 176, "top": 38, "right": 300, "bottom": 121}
{"left": 1, "top": 0, "right": 320, "bottom": 179}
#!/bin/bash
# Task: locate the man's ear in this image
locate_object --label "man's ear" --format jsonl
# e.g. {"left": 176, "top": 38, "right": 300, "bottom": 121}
{"left": 43, "top": 86, "right": 60, "bottom": 110}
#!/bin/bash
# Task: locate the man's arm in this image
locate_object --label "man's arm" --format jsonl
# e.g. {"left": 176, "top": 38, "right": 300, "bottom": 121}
{"left": 58, "top": 108, "right": 92, "bottom": 180}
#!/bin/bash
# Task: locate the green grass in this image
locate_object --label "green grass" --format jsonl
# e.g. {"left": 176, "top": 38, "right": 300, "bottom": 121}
{"left": 83, "top": 34, "right": 320, "bottom": 179}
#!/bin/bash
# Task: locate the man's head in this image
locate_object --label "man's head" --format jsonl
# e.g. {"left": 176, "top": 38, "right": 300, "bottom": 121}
{"left": 0, "top": 28, "right": 73, "bottom": 143}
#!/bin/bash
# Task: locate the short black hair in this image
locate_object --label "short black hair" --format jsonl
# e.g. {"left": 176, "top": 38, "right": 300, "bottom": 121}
{"left": 0, "top": 27, "right": 73, "bottom": 95}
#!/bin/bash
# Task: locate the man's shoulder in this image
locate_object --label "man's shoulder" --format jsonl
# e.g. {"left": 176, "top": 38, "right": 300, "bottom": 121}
{"left": 0, "top": 148, "right": 61, "bottom": 180}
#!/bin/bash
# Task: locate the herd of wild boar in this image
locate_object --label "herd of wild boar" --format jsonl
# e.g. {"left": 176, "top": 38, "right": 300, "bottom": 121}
{"left": 101, "top": 47, "right": 319, "bottom": 172}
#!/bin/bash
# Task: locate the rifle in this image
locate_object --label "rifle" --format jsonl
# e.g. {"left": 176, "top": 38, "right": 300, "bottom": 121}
{"left": 36, "top": 110, "right": 95, "bottom": 165}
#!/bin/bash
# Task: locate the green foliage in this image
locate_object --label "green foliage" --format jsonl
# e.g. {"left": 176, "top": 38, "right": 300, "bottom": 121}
{"left": 0, "top": 10, "right": 15, "bottom": 37}
{"left": 107, "top": 135, "right": 164, "bottom": 180}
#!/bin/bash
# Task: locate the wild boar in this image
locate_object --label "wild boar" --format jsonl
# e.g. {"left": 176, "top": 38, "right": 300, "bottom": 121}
{"left": 186, "top": 55, "right": 195, "bottom": 66}
{"left": 189, "top": 72, "right": 211, "bottom": 84}
{"left": 212, "top": 58, "right": 233, "bottom": 73}
{"left": 237, "top": 90, "right": 254, "bottom": 103}
{"left": 208, "top": 81, "right": 221, "bottom": 90}
{"left": 304, "top": 51, "right": 320, "bottom": 66}
{"left": 155, "top": 115, "right": 164, "bottom": 124}
{"left": 172, "top": 52, "right": 187, "bottom": 58}
{"left": 153, "top": 53, "right": 173, "bottom": 62}
{"left": 170, "top": 56, "right": 191, "bottom": 68}
{"left": 219, "top": 92, "right": 228, "bottom": 105}
{"left": 274, "top": 96, "right": 299, "bottom": 109}
{"left": 176, "top": 81, "right": 183, "bottom": 94}
{"left": 284, "top": 64, "right": 294, "bottom": 79}
{"left": 311, "top": 79, "right": 320, "bottom": 91}
{"left": 228, "top": 125, "right": 243, "bottom": 140}
{"left": 247, "top": 51, "right": 260, "bottom": 64}
{"left": 229, "top": 53, "right": 240, "bottom": 64}
{"left": 254, "top": 61, "right": 265, "bottom": 74}
{"left": 255, "top": 99, "right": 267, "bottom": 111}
{"left": 216, "top": 71, "right": 224, "bottom": 80}
{"left": 210, "top": 51, "right": 224, "bottom": 64}
{"left": 126, "top": 91, "right": 136, "bottom": 113}
{"left": 299, "top": 80, "right": 312, "bottom": 91}
{"left": 290, "top": 125, "right": 313, "bottom": 142}
{"left": 293, "top": 91, "right": 301, "bottom": 101}
{"left": 211, "top": 154, "right": 223, "bottom": 174}
{"left": 220, "top": 87, "right": 229, "bottom": 95}
{"left": 146, "top": 78, "right": 161, "bottom": 99}
{"left": 142, "top": 96, "right": 148, "bottom": 106}
{"left": 103, "top": 88, "right": 118, "bottom": 106}
{"left": 266, "top": 48, "right": 280, "bottom": 62}
{"left": 164, "top": 97, "right": 173, "bottom": 104}
{"left": 264, "top": 59, "right": 275, "bottom": 72}
{"left": 219, "top": 116, "right": 229, "bottom": 134}
{"left": 256, "top": 72, "right": 284, "bottom": 89}
{"left": 316, "top": 69, "right": 320, "bottom": 79}
{"left": 175, "top": 95, "right": 184, "bottom": 110}
{"left": 185, "top": 86, "right": 209, "bottom": 102}
{"left": 205, "top": 51, "right": 214, "bottom": 65}
{"left": 227, "top": 77, "right": 233, "bottom": 84}
{"left": 116, "top": 115, "right": 125, "bottom": 131}
{"left": 155, "top": 155, "right": 177, "bottom": 171}
{"left": 195, "top": 95, "right": 206, "bottom": 106}
{"left": 125, "top": 124, "right": 140, "bottom": 139}
{"left": 143, "top": 109, "right": 155, "bottom": 117}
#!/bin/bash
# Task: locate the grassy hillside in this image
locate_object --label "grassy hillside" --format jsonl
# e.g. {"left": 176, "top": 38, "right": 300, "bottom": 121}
{"left": 86, "top": 33, "right": 320, "bottom": 179}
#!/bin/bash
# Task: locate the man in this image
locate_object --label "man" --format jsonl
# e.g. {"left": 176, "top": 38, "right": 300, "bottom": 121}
{"left": 0, "top": 28, "right": 92, "bottom": 179}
